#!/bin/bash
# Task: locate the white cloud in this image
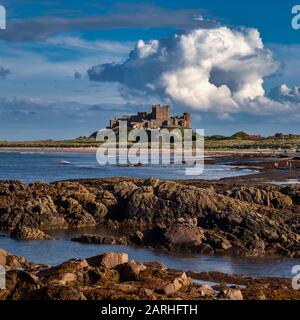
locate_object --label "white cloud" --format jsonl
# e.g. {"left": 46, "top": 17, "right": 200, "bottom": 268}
{"left": 267, "top": 84, "right": 300, "bottom": 107}
{"left": 88, "top": 26, "right": 287, "bottom": 116}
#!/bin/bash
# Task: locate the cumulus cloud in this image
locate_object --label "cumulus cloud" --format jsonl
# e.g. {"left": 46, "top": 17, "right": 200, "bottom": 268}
{"left": 88, "top": 26, "right": 291, "bottom": 116}
{"left": 269, "top": 84, "right": 300, "bottom": 103}
{"left": 0, "top": 66, "right": 11, "bottom": 78}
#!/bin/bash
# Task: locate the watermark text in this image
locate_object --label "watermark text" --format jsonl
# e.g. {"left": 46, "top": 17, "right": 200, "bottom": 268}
{"left": 292, "top": 5, "right": 300, "bottom": 30}
{"left": 0, "top": 5, "right": 6, "bottom": 30}
{"left": 292, "top": 265, "right": 300, "bottom": 290}
{"left": 96, "top": 122, "right": 204, "bottom": 176}
{"left": 0, "top": 266, "right": 5, "bottom": 289}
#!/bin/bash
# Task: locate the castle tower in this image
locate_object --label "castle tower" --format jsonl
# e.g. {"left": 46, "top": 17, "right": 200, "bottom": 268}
{"left": 152, "top": 105, "right": 170, "bottom": 121}
{"left": 183, "top": 113, "right": 191, "bottom": 129}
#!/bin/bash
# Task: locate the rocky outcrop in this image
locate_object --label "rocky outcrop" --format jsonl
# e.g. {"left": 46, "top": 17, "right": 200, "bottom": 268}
{"left": 0, "top": 180, "right": 108, "bottom": 231}
{"left": 1, "top": 249, "right": 300, "bottom": 301}
{"left": 71, "top": 234, "right": 128, "bottom": 245}
{"left": 10, "top": 226, "right": 55, "bottom": 240}
{"left": 0, "top": 249, "right": 28, "bottom": 270}
{"left": 1, "top": 178, "right": 300, "bottom": 257}
{"left": 224, "top": 186, "right": 293, "bottom": 209}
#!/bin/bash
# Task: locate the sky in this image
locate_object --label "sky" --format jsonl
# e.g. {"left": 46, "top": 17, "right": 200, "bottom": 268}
{"left": 0, "top": 0, "right": 300, "bottom": 140}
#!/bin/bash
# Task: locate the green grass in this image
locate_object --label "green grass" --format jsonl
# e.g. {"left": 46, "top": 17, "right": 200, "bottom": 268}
{"left": 1, "top": 136, "right": 300, "bottom": 151}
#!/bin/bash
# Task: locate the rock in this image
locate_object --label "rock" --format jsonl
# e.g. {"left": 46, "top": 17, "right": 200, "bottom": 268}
{"left": 11, "top": 226, "right": 55, "bottom": 240}
{"left": 113, "top": 181, "right": 138, "bottom": 199}
{"left": 96, "top": 190, "right": 117, "bottom": 212}
{"left": 131, "top": 231, "right": 144, "bottom": 244}
{"left": 198, "top": 284, "right": 215, "bottom": 297}
{"left": 144, "top": 178, "right": 160, "bottom": 189}
{"left": 54, "top": 272, "right": 77, "bottom": 285}
{"left": 71, "top": 234, "right": 128, "bottom": 245}
{"left": 0, "top": 249, "right": 28, "bottom": 269}
{"left": 116, "top": 260, "right": 147, "bottom": 281}
{"left": 163, "top": 224, "right": 206, "bottom": 252}
{"left": 33, "top": 285, "right": 85, "bottom": 300}
{"left": 219, "top": 288, "right": 243, "bottom": 300}
{"left": 0, "top": 270, "right": 40, "bottom": 300}
{"left": 125, "top": 187, "right": 159, "bottom": 224}
{"left": 1, "top": 249, "right": 299, "bottom": 301}
{"left": 86, "top": 252, "right": 129, "bottom": 269}
{"left": 0, "top": 249, "right": 9, "bottom": 266}
{"left": 1, "top": 178, "right": 300, "bottom": 257}
{"left": 161, "top": 273, "right": 191, "bottom": 295}
{"left": 84, "top": 202, "right": 108, "bottom": 223}
{"left": 226, "top": 186, "right": 293, "bottom": 209}
{"left": 205, "top": 231, "right": 232, "bottom": 252}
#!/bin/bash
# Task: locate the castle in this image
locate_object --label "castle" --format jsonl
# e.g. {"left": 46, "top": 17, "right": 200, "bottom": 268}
{"left": 108, "top": 105, "right": 191, "bottom": 130}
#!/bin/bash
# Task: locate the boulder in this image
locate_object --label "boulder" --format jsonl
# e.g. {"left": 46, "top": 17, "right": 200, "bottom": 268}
{"left": 198, "top": 284, "right": 215, "bottom": 297}
{"left": 116, "top": 260, "right": 147, "bottom": 281}
{"left": 0, "top": 249, "right": 28, "bottom": 269}
{"left": 0, "top": 270, "right": 39, "bottom": 300}
{"left": 11, "top": 226, "right": 55, "bottom": 241}
{"left": 163, "top": 224, "right": 206, "bottom": 251}
{"left": 161, "top": 272, "right": 191, "bottom": 295}
{"left": 219, "top": 288, "right": 243, "bottom": 300}
{"left": 86, "top": 252, "right": 129, "bottom": 269}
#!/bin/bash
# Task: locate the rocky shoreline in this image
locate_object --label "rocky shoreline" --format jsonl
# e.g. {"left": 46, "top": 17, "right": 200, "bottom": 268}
{"left": 1, "top": 177, "right": 300, "bottom": 258}
{"left": 1, "top": 249, "right": 299, "bottom": 300}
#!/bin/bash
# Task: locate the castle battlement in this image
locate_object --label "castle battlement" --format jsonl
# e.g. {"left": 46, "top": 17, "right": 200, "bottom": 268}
{"left": 108, "top": 105, "right": 191, "bottom": 130}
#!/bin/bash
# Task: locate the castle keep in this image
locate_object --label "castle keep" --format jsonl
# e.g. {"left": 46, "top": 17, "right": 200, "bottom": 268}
{"left": 108, "top": 105, "right": 191, "bottom": 130}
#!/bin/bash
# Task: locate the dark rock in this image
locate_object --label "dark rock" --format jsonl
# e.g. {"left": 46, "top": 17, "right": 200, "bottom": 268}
{"left": 115, "top": 260, "right": 147, "bottom": 281}
{"left": 163, "top": 224, "right": 206, "bottom": 252}
{"left": 1, "top": 178, "right": 300, "bottom": 257}
{"left": 72, "top": 234, "right": 128, "bottom": 245}
{"left": 11, "top": 226, "right": 55, "bottom": 241}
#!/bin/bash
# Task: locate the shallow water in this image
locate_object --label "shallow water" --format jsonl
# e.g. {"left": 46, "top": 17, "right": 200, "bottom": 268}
{"left": 0, "top": 151, "right": 255, "bottom": 183}
{"left": 0, "top": 151, "right": 296, "bottom": 279}
{"left": 0, "top": 229, "right": 298, "bottom": 278}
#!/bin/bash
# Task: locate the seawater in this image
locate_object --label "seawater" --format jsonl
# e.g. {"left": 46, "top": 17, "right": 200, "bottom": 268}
{"left": 0, "top": 151, "right": 255, "bottom": 183}
{"left": 1, "top": 151, "right": 293, "bottom": 279}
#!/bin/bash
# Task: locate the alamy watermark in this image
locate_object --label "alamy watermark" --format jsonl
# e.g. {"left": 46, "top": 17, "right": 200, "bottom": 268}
{"left": 292, "top": 265, "right": 300, "bottom": 290}
{"left": 0, "top": 266, "right": 5, "bottom": 290}
{"left": 292, "top": 5, "right": 300, "bottom": 30}
{"left": 96, "top": 122, "right": 204, "bottom": 176}
{"left": 0, "top": 5, "right": 6, "bottom": 30}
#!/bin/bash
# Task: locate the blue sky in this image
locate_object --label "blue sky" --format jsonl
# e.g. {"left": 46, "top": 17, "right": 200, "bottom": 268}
{"left": 0, "top": 0, "right": 300, "bottom": 140}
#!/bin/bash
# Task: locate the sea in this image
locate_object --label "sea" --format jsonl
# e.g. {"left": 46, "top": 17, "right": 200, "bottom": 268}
{"left": 0, "top": 151, "right": 253, "bottom": 183}
{"left": 0, "top": 151, "right": 298, "bottom": 278}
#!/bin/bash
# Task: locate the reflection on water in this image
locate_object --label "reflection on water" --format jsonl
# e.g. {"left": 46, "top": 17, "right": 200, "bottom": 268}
{"left": 0, "top": 229, "right": 298, "bottom": 278}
